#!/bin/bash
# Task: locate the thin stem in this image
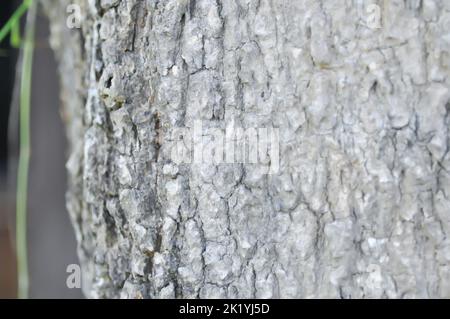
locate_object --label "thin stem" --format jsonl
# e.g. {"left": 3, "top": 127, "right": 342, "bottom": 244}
{"left": 0, "top": 0, "right": 32, "bottom": 44}
{"left": 16, "top": 0, "right": 36, "bottom": 300}
{"left": 10, "top": 19, "right": 21, "bottom": 48}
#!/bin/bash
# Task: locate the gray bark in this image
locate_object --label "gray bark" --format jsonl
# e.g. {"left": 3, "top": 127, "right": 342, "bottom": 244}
{"left": 44, "top": 0, "right": 450, "bottom": 298}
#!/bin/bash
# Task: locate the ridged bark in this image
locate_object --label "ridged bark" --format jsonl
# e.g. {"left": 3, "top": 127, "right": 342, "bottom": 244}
{"left": 44, "top": 0, "right": 450, "bottom": 298}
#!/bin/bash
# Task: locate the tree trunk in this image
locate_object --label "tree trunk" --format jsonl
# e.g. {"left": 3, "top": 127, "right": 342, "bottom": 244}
{"left": 43, "top": 0, "right": 450, "bottom": 298}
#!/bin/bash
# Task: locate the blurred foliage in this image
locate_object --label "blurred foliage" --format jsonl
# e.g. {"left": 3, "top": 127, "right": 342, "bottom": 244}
{"left": 0, "top": 0, "right": 35, "bottom": 299}
{"left": 0, "top": 0, "right": 32, "bottom": 48}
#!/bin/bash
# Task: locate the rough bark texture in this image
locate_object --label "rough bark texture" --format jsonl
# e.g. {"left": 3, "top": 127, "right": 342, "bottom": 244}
{"left": 44, "top": 0, "right": 450, "bottom": 298}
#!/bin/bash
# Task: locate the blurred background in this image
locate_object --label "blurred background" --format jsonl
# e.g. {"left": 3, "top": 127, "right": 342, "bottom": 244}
{"left": 0, "top": 2, "right": 82, "bottom": 298}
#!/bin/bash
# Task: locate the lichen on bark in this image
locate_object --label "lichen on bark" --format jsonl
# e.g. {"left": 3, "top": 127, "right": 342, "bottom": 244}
{"left": 44, "top": 0, "right": 450, "bottom": 298}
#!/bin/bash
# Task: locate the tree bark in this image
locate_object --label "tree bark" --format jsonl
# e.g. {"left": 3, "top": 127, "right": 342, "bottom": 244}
{"left": 44, "top": 0, "right": 450, "bottom": 298}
